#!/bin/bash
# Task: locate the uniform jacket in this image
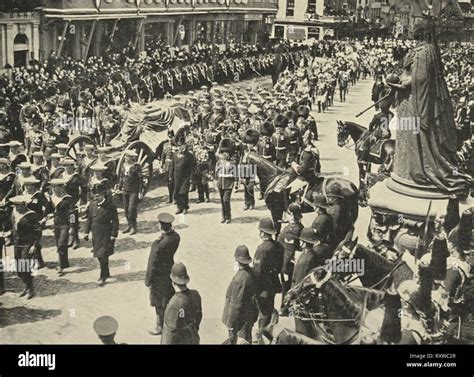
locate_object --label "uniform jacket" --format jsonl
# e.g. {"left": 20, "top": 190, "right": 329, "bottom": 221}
{"left": 222, "top": 266, "right": 259, "bottom": 329}
{"left": 169, "top": 149, "right": 195, "bottom": 196}
{"left": 311, "top": 212, "right": 335, "bottom": 245}
{"left": 253, "top": 239, "right": 284, "bottom": 295}
{"left": 11, "top": 210, "right": 41, "bottom": 249}
{"left": 278, "top": 222, "right": 304, "bottom": 274}
{"left": 118, "top": 162, "right": 143, "bottom": 193}
{"left": 145, "top": 230, "right": 181, "bottom": 306}
{"left": 51, "top": 194, "right": 73, "bottom": 227}
{"left": 161, "top": 289, "right": 202, "bottom": 345}
{"left": 63, "top": 172, "right": 88, "bottom": 205}
{"left": 215, "top": 159, "right": 235, "bottom": 190}
{"left": 292, "top": 249, "right": 320, "bottom": 287}
{"left": 84, "top": 197, "right": 119, "bottom": 258}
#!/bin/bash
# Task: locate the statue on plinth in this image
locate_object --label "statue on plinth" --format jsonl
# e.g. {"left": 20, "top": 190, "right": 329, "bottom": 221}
{"left": 386, "top": 17, "right": 471, "bottom": 200}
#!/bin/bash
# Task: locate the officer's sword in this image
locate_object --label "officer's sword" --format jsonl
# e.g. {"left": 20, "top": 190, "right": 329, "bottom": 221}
{"left": 355, "top": 91, "right": 392, "bottom": 118}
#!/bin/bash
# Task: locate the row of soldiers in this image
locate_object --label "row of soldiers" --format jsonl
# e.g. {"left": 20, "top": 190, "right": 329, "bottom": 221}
{"left": 0, "top": 139, "right": 144, "bottom": 298}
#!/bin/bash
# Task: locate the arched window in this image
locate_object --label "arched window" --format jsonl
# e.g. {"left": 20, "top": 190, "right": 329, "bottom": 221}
{"left": 14, "top": 33, "right": 29, "bottom": 46}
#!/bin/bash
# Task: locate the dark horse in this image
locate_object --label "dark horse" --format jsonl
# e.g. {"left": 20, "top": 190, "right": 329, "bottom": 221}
{"left": 278, "top": 267, "right": 426, "bottom": 345}
{"left": 336, "top": 120, "right": 395, "bottom": 181}
{"left": 333, "top": 237, "right": 414, "bottom": 290}
{"left": 280, "top": 267, "right": 386, "bottom": 344}
{"left": 242, "top": 151, "right": 359, "bottom": 239}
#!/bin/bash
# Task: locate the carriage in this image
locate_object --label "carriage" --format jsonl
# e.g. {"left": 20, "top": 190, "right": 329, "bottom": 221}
{"left": 65, "top": 101, "right": 191, "bottom": 198}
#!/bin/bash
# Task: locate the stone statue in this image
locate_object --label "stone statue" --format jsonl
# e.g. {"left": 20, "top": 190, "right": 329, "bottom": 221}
{"left": 387, "top": 18, "right": 470, "bottom": 200}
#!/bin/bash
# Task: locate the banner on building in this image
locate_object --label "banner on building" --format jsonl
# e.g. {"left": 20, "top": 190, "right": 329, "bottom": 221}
{"left": 287, "top": 26, "right": 306, "bottom": 41}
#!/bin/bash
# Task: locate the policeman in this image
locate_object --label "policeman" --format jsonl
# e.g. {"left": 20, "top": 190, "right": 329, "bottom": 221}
{"left": 253, "top": 218, "right": 284, "bottom": 343}
{"left": 118, "top": 150, "right": 143, "bottom": 235}
{"left": 222, "top": 245, "right": 258, "bottom": 344}
{"left": 49, "top": 178, "right": 73, "bottom": 276}
{"left": 161, "top": 262, "right": 202, "bottom": 345}
{"left": 146, "top": 213, "right": 181, "bottom": 336}
{"left": 291, "top": 227, "right": 324, "bottom": 337}
{"left": 272, "top": 115, "right": 289, "bottom": 168}
{"left": 84, "top": 182, "right": 119, "bottom": 287}
{"left": 195, "top": 138, "right": 211, "bottom": 203}
{"left": 61, "top": 158, "right": 88, "bottom": 248}
{"left": 9, "top": 195, "right": 41, "bottom": 299}
{"left": 161, "top": 130, "right": 176, "bottom": 203}
{"left": 278, "top": 203, "right": 304, "bottom": 316}
{"left": 93, "top": 316, "right": 122, "bottom": 345}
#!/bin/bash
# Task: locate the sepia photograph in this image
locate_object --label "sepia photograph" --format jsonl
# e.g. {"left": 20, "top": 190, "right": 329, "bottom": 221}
{"left": 0, "top": 0, "right": 473, "bottom": 376}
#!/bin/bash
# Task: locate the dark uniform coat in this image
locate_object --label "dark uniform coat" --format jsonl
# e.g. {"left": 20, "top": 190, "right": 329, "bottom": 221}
{"left": 84, "top": 197, "right": 119, "bottom": 258}
{"left": 222, "top": 266, "right": 259, "bottom": 330}
{"left": 253, "top": 240, "right": 284, "bottom": 295}
{"left": 169, "top": 149, "right": 195, "bottom": 197}
{"left": 278, "top": 222, "right": 304, "bottom": 275}
{"left": 311, "top": 212, "right": 335, "bottom": 245}
{"left": 161, "top": 289, "right": 202, "bottom": 345}
{"left": 292, "top": 249, "right": 320, "bottom": 287}
{"left": 145, "top": 230, "right": 181, "bottom": 306}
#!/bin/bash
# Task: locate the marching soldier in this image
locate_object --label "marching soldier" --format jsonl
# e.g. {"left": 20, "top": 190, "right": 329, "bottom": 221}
{"left": 243, "top": 130, "right": 260, "bottom": 210}
{"left": 145, "top": 213, "right": 181, "bottom": 336}
{"left": 84, "top": 182, "right": 119, "bottom": 287}
{"left": 253, "top": 218, "right": 284, "bottom": 343}
{"left": 0, "top": 157, "right": 16, "bottom": 204}
{"left": 216, "top": 139, "right": 235, "bottom": 224}
{"left": 195, "top": 138, "right": 211, "bottom": 203}
{"left": 79, "top": 144, "right": 97, "bottom": 181}
{"left": 48, "top": 153, "right": 65, "bottom": 180}
{"left": 287, "top": 120, "right": 302, "bottom": 165}
{"left": 272, "top": 115, "right": 289, "bottom": 169}
{"left": 88, "top": 164, "right": 112, "bottom": 201}
{"left": 9, "top": 195, "right": 42, "bottom": 299}
{"left": 161, "top": 262, "right": 202, "bottom": 345}
{"left": 278, "top": 204, "right": 304, "bottom": 317}
{"left": 61, "top": 158, "right": 88, "bottom": 249}
{"left": 117, "top": 150, "right": 143, "bottom": 235}
{"left": 95, "top": 146, "right": 116, "bottom": 183}
{"left": 161, "top": 131, "right": 176, "bottom": 204}
{"left": 23, "top": 176, "right": 52, "bottom": 269}
{"left": 222, "top": 245, "right": 258, "bottom": 344}
{"left": 169, "top": 136, "right": 195, "bottom": 215}
{"left": 7, "top": 140, "right": 27, "bottom": 172}
{"left": 31, "top": 151, "right": 49, "bottom": 192}
{"left": 49, "top": 178, "right": 74, "bottom": 276}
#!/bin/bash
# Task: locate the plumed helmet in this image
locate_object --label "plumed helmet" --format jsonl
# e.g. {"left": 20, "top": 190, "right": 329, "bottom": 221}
{"left": 260, "top": 121, "right": 275, "bottom": 136}
{"left": 274, "top": 114, "right": 288, "bottom": 129}
{"left": 219, "top": 138, "right": 235, "bottom": 154}
{"left": 244, "top": 129, "right": 260, "bottom": 145}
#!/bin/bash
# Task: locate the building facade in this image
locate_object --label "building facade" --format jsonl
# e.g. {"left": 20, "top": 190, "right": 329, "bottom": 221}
{"left": 0, "top": 4, "right": 41, "bottom": 69}
{"left": 273, "top": 0, "right": 350, "bottom": 41}
{"left": 39, "top": 0, "right": 278, "bottom": 61}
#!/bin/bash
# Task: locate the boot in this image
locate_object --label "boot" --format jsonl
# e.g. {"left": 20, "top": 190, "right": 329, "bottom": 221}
{"left": 123, "top": 224, "right": 132, "bottom": 234}
{"left": 72, "top": 239, "right": 80, "bottom": 250}
{"left": 148, "top": 317, "right": 163, "bottom": 336}
{"left": 130, "top": 227, "right": 137, "bottom": 235}
{"left": 98, "top": 278, "right": 106, "bottom": 287}
{"left": 27, "top": 288, "right": 35, "bottom": 300}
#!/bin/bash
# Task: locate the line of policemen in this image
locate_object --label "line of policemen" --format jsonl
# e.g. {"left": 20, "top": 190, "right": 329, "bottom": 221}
{"left": 0, "top": 139, "right": 144, "bottom": 297}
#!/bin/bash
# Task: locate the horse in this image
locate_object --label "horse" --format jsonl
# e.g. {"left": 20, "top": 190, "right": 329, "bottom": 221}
{"left": 336, "top": 120, "right": 395, "bottom": 184}
{"left": 242, "top": 151, "right": 359, "bottom": 238}
{"left": 333, "top": 237, "right": 414, "bottom": 290}
{"left": 278, "top": 267, "right": 436, "bottom": 345}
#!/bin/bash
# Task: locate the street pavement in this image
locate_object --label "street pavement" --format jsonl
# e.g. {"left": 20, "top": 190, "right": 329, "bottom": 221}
{"left": 0, "top": 77, "right": 377, "bottom": 344}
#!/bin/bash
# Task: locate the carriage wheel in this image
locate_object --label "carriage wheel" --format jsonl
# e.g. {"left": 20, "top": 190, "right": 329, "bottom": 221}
{"left": 116, "top": 141, "right": 154, "bottom": 199}
{"left": 66, "top": 136, "right": 96, "bottom": 162}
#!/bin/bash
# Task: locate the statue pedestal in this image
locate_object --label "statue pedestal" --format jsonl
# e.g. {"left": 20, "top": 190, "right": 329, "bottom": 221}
{"left": 368, "top": 176, "right": 473, "bottom": 222}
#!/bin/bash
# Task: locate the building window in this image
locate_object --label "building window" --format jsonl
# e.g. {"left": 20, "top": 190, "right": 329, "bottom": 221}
{"left": 308, "top": 0, "right": 317, "bottom": 13}
{"left": 286, "top": 0, "right": 295, "bottom": 17}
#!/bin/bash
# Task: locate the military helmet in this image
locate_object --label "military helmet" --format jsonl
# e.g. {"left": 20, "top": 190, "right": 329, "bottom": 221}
{"left": 258, "top": 218, "right": 276, "bottom": 235}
